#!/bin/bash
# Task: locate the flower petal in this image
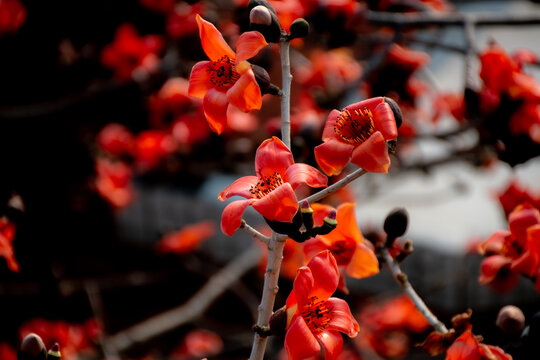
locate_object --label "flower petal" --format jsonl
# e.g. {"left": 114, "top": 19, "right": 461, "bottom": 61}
{"left": 252, "top": 183, "right": 299, "bottom": 222}
{"left": 331, "top": 203, "right": 363, "bottom": 243}
{"left": 203, "top": 88, "right": 229, "bottom": 134}
{"left": 288, "top": 266, "right": 314, "bottom": 309}
{"left": 446, "top": 331, "right": 481, "bottom": 360}
{"left": 188, "top": 61, "right": 212, "bottom": 98}
{"left": 346, "top": 243, "right": 379, "bottom": 278}
{"left": 284, "top": 163, "right": 327, "bottom": 190}
{"left": 325, "top": 298, "right": 359, "bottom": 337}
{"left": 306, "top": 250, "right": 339, "bottom": 301}
{"left": 196, "top": 15, "right": 235, "bottom": 62}
{"left": 220, "top": 199, "right": 253, "bottom": 236}
{"left": 373, "top": 102, "right": 398, "bottom": 140}
{"left": 218, "top": 176, "right": 259, "bottom": 201}
{"left": 255, "top": 136, "right": 294, "bottom": 179}
{"left": 322, "top": 110, "right": 341, "bottom": 141}
{"left": 303, "top": 236, "right": 332, "bottom": 264}
{"left": 350, "top": 131, "right": 390, "bottom": 173}
{"left": 226, "top": 69, "right": 262, "bottom": 112}
{"left": 314, "top": 138, "right": 354, "bottom": 176}
{"left": 285, "top": 316, "right": 321, "bottom": 360}
{"left": 315, "top": 330, "right": 344, "bottom": 360}
{"left": 235, "top": 31, "right": 268, "bottom": 64}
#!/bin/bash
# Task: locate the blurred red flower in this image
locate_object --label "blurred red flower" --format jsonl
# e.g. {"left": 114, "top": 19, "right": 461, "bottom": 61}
{"left": 188, "top": 15, "right": 267, "bottom": 134}
{"left": 0, "top": 342, "right": 16, "bottom": 360}
{"left": 0, "top": 216, "right": 19, "bottom": 272}
{"left": 314, "top": 97, "right": 399, "bottom": 175}
{"left": 148, "top": 77, "right": 198, "bottom": 128}
{"left": 0, "top": 0, "right": 26, "bottom": 35}
{"left": 95, "top": 157, "right": 135, "bottom": 209}
{"left": 446, "top": 329, "right": 511, "bottom": 360}
{"left": 304, "top": 203, "right": 378, "bottom": 293}
{"left": 170, "top": 329, "right": 223, "bottom": 359}
{"left": 156, "top": 221, "right": 216, "bottom": 254}
{"left": 101, "top": 23, "right": 163, "bottom": 81}
{"left": 96, "top": 123, "right": 135, "bottom": 158}
{"left": 133, "top": 130, "right": 177, "bottom": 170}
{"left": 285, "top": 251, "right": 359, "bottom": 360}
{"left": 218, "top": 136, "right": 327, "bottom": 236}
{"left": 356, "top": 295, "right": 430, "bottom": 358}
{"left": 166, "top": 2, "right": 202, "bottom": 39}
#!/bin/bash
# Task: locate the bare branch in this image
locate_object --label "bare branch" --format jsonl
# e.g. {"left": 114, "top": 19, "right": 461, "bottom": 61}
{"left": 241, "top": 219, "right": 271, "bottom": 246}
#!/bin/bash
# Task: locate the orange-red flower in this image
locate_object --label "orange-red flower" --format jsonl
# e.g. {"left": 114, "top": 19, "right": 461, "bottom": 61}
{"left": 170, "top": 329, "right": 224, "bottom": 359}
{"left": 97, "top": 123, "right": 135, "bottom": 158}
{"left": 95, "top": 157, "right": 135, "bottom": 209}
{"left": 188, "top": 15, "right": 268, "bottom": 134}
{"left": 446, "top": 329, "right": 511, "bottom": 360}
{"left": 314, "top": 97, "right": 399, "bottom": 175}
{"left": 133, "top": 130, "right": 177, "bottom": 170}
{"left": 101, "top": 23, "right": 163, "bottom": 81}
{"left": 284, "top": 251, "right": 359, "bottom": 360}
{"left": 303, "top": 203, "right": 378, "bottom": 293}
{"left": 156, "top": 221, "right": 216, "bottom": 254}
{"left": 498, "top": 180, "right": 540, "bottom": 216}
{"left": 0, "top": 216, "right": 18, "bottom": 272}
{"left": 478, "top": 203, "right": 540, "bottom": 292}
{"left": 218, "top": 136, "right": 327, "bottom": 236}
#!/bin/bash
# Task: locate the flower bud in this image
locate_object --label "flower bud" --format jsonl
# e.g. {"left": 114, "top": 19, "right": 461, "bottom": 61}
{"left": 265, "top": 209, "right": 303, "bottom": 235}
{"left": 252, "top": 65, "right": 280, "bottom": 96}
{"left": 316, "top": 210, "right": 337, "bottom": 235}
{"left": 289, "top": 18, "right": 309, "bottom": 40}
{"left": 384, "top": 97, "right": 403, "bottom": 129}
{"left": 18, "top": 333, "right": 47, "bottom": 360}
{"left": 300, "top": 200, "right": 314, "bottom": 231}
{"left": 248, "top": 0, "right": 282, "bottom": 43}
{"left": 269, "top": 305, "right": 287, "bottom": 338}
{"left": 384, "top": 207, "right": 408, "bottom": 246}
{"left": 496, "top": 305, "right": 525, "bottom": 336}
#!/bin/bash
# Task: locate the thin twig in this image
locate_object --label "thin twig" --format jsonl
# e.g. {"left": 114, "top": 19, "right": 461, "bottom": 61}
{"left": 380, "top": 247, "right": 448, "bottom": 333}
{"left": 241, "top": 219, "right": 271, "bottom": 246}
{"left": 280, "top": 36, "right": 292, "bottom": 149}
{"left": 300, "top": 168, "right": 368, "bottom": 205}
{"left": 105, "top": 244, "right": 262, "bottom": 352}
{"left": 249, "top": 232, "right": 288, "bottom": 360}
{"left": 463, "top": 14, "right": 478, "bottom": 91}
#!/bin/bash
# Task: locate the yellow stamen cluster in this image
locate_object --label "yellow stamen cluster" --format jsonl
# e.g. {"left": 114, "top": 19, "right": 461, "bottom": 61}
{"left": 207, "top": 55, "right": 240, "bottom": 89}
{"left": 334, "top": 106, "right": 375, "bottom": 144}
{"left": 302, "top": 296, "right": 333, "bottom": 334}
{"left": 249, "top": 172, "right": 283, "bottom": 199}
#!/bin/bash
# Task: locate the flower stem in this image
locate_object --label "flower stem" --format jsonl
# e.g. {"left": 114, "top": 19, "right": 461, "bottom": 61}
{"left": 241, "top": 219, "right": 271, "bottom": 246}
{"left": 280, "top": 36, "right": 292, "bottom": 149}
{"left": 249, "top": 233, "right": 287, "bottom": 360}
{"left": 380, "top": 247, "right": 449, "bottom": 334}
{"left": 300, "top": 168, "right": 368, "bottom": 205}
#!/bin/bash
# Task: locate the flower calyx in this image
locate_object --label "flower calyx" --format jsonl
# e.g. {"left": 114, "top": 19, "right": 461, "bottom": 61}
{"left": 248, "top": 0, "right": 281, "bottom": 43}
{"left": 289, "top": 18, "right": 309, "bottom": 40}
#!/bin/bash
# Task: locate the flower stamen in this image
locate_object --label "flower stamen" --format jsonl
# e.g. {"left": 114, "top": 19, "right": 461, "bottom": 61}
{"left": 249, "top": 172, "right": 284, "bottom": 199}
{"left": 207, "top": 55, "right": 240, "bottom": 89}
{"left": 334, "top": 107, "right": 375, "bottom": 144}
{"left": 302, "top": 296, "right": 333, "bottom": 334}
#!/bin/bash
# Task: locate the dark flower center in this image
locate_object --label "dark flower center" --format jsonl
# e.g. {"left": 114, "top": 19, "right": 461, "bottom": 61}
{"left": 302, "top": 296, "right": 333, "bottom": 334}
{"left": 207, "top": 55, "right": 240, "bottom": 89}
{"left": 249, "top": 172, "right": 283, "bottom": 199}
{"left": 334, "top": 106, "right": 375, "bottom": 144}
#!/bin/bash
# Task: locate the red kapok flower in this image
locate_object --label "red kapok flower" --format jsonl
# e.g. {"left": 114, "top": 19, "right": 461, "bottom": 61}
{"left": 284, "top": 250, "right": 359, "bottom": 360}
{"left": 95, "top": 158, "right": 134, "bottom": 209}
{"left": 314, "top": 97, "right": 399, "bottom": 176}
{"left": 304, "top": 203, "right": 379, "bottom": 293}
{"left": 156, "top": 221, "right": 216, "bottom": 254}
{"left": 133, "top": 130, "right": 177, "bottom": 170}
{"left": 96, "top": 123, "right": 135, "bottom": 158}
{"left": 218, "top": 136, "right": 327, "bottom": 236}
{"left": 0, "top": 216, "right": 19, "bottom": 272}
{"left": 446, "top": 329, "right": 511, "bottom": 360}
{"left": 171, "top": 329, "right": 224, "bottom": 359}
{"left": 101, "top": 23, "right": 163, "bottom": 81}
{"left": 188, "top": 15, "right": 268, "bottom": 134}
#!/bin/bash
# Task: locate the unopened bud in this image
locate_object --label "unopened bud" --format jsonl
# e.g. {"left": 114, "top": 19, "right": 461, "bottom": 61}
{"left": 384, "top": 97, "right": 402, "bottom": 129}
{"left": 248, "top": 0, "right": 281, "bottom": 43}
{"left": 317, "top": 210, "right": 337, "bottom": 235}
{"left": 384, "top": 207, "right": 408, "bottom": 246}
{"left": 496, "top": 305, "right": 525, "bottom": 336}
{"left": 289, "top": 18, "right": 309, "bottom": 40}
{"left": 47, "top": 343, "right": 61, "bottom": 360}
{"left": 250, "top": 5, "right": 272, "bottom": 26}
{"left": 252, "top": 65, "right": 279, "bottom": 96}
{"left": 269, "top": 305, "right": 287, "bottom": 338}
{"left": 301, "top": 200, "right": 314, "bottom": 231}
{"left": 18, "top": 333, "right": 47, "bottom": 360}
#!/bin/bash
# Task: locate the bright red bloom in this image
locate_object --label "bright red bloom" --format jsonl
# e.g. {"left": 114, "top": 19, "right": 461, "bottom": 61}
{"left": 498, "top": 180, "right": 540, "bottom": 216}
{"left": 19, "top": 318, "right": 100, "bottom": 360}
{"left": 218, "top": 136, "right": 327, "bottom": 236}
{"left": 188, "top": 15, "right": 267, "bottom": 134}
{"left": 0, "top": 216, "right": 19, "bottom": 272}
{"left": 314, "top": 97, "right": 399, "bottom": 176}
{"left": 446, "top": 329, "right": 511, "bottom": 360}
{"left": 95, "top": 158, "right": 135, "bottom": 209}
{"left": 356, "top": 295, "right": 430, "bottom": 359}
{"left": 156, "top": 221, "right": 216, "bottom": 254}
{"left": 133, "top": 130, "right": 177, "bottom": 170}
{"left": 170, "top": 329, "right": 224, "bottom": 359}
{"left": 285, "top": 251, "right": 359, "bottom": 360}
{"left": 0, "top": 0, "right": 26, "bottom": 35}
{"left": 101, "top": 23, "right": 163, "bottom": 81}
{"left": 304, "top": 203, "right": 378, "bottom": 293}
{"left": 96, "top": 123, "right": 135, "bottom": 158}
